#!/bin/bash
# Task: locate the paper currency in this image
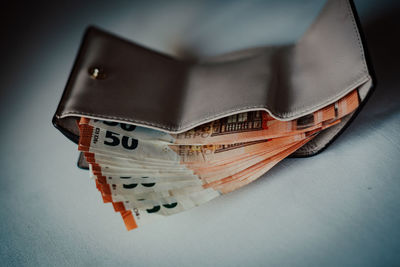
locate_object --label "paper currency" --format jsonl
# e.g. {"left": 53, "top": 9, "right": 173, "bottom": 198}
{"left": 77, "top": 89, "right": 359, "bottom": 230}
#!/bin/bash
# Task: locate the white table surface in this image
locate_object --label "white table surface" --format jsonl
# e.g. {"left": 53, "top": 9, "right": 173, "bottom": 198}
{"left": 1, "top": 0, "right": 399, "bottom": 266}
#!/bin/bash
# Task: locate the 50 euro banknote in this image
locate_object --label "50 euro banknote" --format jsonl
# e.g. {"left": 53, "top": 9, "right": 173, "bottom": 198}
{"left": 87, "top": 132, "right": 314, "bottom": 209}
{"left": 78, "top": 123, "right": 310, "bottom": 164}
{"left": 87, "top": 134, "right": 316, "bottom": 230}
{"left": 78, "top": 89, "right": 359, "bottom": 230}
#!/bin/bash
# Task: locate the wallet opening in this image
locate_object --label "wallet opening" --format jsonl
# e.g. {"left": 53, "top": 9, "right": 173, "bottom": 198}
{"left": 53, "top": 0, "right": 374, "bottom": 159}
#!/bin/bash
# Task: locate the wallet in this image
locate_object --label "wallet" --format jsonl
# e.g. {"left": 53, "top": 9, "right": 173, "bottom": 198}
{"left": 52, "top": 0, "right": 374, "bottom": 169}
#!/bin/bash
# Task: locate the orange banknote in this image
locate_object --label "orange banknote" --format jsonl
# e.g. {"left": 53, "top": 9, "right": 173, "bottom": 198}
{"left": 77, "top": 89, "right": 359, "bottom": 230}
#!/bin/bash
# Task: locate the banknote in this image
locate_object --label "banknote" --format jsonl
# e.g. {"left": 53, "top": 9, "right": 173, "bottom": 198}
{"left": 77, "top": 89, "right": 359, "bottom": 230}
{"left": 91, "top": 120, "right": 340, "bottom": 186}
{"left": 89, "top": 139, "right": 307, "bottom": 229}
{"left": 87, "top": 136, "right": 312, "bottom": 218}
{"left": 79, "top": 123, "right": 310, "bottom": 164}
{"left": 205, "top": 137, "right": 314, "bottom": 194}
{"left": 87, "top": 119, "right": 348, "bottom": 229}
{"left": 90, "top": 140, "right": 303, "bottom": 197}
{"left": 86, "top": 132, "right": 316, "bottom": 193}
{"left": 85, "top": 122, "right": 346, "bottom": 229}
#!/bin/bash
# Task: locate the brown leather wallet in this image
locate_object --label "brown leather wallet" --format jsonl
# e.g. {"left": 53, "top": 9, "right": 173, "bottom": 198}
{"left": 52, "top": 0, "right": 374, "bottom": 169}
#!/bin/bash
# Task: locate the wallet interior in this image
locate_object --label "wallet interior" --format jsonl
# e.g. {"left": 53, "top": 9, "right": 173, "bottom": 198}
{"left": 53, "top": 0, "right": 374, "bottom": 165}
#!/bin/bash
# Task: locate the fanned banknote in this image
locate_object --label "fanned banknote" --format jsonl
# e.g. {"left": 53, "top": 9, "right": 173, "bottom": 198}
{"left": 77, "top": 89, "right": 359, "bottom": 230}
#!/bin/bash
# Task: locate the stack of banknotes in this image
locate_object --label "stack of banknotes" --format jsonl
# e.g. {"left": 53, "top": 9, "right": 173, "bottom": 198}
{"left": 78, "top": 89, "right": 359, "bottom": 230}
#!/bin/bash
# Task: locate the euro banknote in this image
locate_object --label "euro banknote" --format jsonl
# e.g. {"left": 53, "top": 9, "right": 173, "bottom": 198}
{"left": 77, "top": 89, "right": 359, "bottom": 230}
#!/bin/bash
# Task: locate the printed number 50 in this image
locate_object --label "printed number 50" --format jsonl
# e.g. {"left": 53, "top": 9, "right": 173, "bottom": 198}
{"left": 104, "top": 131, "right": 138, "bottom": 150}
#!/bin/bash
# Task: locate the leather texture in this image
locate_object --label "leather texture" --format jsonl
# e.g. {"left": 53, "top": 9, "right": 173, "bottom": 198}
{"left": 53, "top": 0, "right": 373, "bottom": 160}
